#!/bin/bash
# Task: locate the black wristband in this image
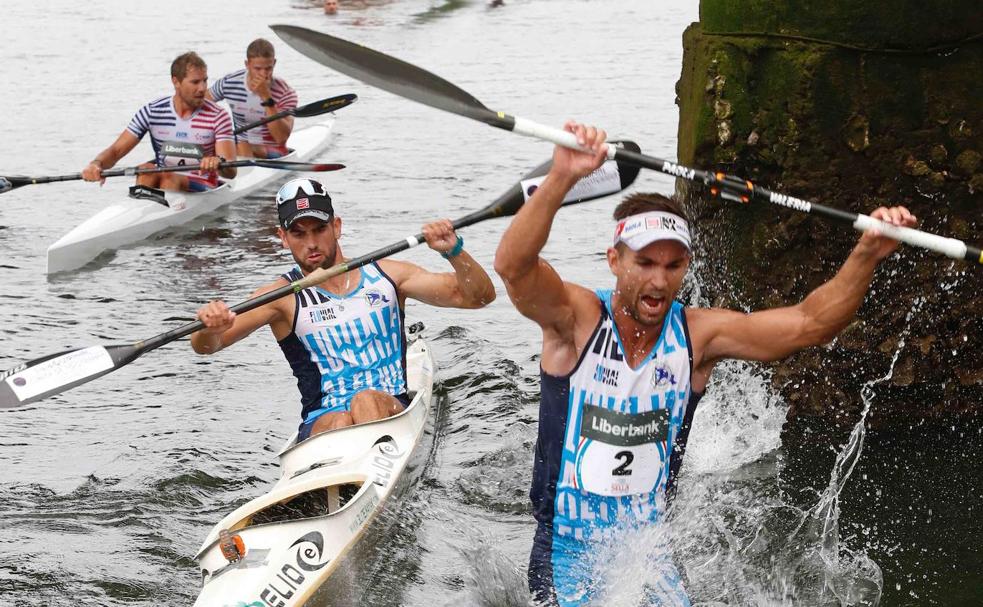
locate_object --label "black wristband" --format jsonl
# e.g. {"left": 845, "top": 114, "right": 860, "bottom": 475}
{"left": 260, "top": 97, "right": 276, "bottom": 107}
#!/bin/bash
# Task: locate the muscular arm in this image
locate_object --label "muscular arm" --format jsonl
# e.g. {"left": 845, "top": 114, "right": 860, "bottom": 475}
{"left": 690, "top": 206, "right": 917, "bottom": 375}
{"left": 190, "top": 280, "right": 290, "bottom": 354}
{"left": 381, "top": 251, "right": 495, "bottom": 310}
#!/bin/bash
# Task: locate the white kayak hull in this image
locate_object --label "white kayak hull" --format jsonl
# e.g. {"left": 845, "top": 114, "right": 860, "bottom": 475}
{"left": 46, "top": 116, "right": 335, "bottom": 274}
{"left": 193, "top": 336, "right": 436, "bottom": 607}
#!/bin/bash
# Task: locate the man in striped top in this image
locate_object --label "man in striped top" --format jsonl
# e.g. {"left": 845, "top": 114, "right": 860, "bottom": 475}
{"left": 82, "top": 52, "right": 236, "bottom": 192}
{"left": 208, "top": 38, "right": 299, "bottom": 159}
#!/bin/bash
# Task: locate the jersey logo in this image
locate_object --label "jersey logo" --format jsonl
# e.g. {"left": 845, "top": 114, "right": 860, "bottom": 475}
{"left": 176, "top": 131, "right": 188, "bottom": 139}
{"left": 309, "top": 307, "right": 336, "bottom": 324}
{"left": 652, "top": 361, "right": 677, "bottom": 388}
{"left": 364, "top": 290, "right": 391, "bottom": 307}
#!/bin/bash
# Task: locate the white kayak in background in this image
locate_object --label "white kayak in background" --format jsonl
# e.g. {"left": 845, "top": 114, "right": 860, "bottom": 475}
{"left": 193, "top": 332, "right": 436, "bottom": 607}
{"left": 46, "top": 116, "right": 335, "bottom": 274}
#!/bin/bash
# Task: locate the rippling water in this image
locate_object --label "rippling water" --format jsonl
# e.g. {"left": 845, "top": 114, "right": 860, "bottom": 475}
{"left": 1, "top": 1, "right": 980, "bottom": 606}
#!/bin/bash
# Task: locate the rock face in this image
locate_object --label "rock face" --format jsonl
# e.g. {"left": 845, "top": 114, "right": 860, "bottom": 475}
{"left": 675, "top": 2, "right": 982, "bottom": 419}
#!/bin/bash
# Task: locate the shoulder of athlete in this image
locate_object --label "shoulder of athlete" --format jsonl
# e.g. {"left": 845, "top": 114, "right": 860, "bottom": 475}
{"left": 246, "top": 276, "right": 293, "bottom": 318}
{"left": 376, "top": 258, "right": 417, "bottom": 286}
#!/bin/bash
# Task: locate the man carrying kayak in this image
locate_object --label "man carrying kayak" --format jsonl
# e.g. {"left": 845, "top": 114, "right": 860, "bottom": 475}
{"left": 493, "top": 122, "right": 917, "bottom": 606}
{"left": 82, "top": 52, "right": 237, "bottom": 192}
{"left": 191, "top": 178, "right": 495, "bottom": 440}
{"left": 207, "top": 38, "right": 298, "bottom": 159}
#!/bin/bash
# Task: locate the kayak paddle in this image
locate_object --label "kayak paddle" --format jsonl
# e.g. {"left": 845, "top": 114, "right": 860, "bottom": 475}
{"left": 233, "top": 92, "right": 357, "bottom": 135}
{"left": 270, "top": 25, "right": 982, "bottom": 266}
{"left": 0, "top": 146, "right": 639, "bottom": 408}
{"left": 0, "top": 159, "right": 345, "bottom": 194}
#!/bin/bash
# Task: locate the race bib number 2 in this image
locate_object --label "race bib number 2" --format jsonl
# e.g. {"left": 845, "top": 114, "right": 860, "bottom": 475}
{"left": 575, "top": 405, "right": 669, "bottom": 496}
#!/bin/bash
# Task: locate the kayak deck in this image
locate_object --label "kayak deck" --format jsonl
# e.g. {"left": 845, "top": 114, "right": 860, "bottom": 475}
{"left": 46, "top": 116, "right": 335, "bottom": 274}
{"left": 193, "top": 335, "right": 436, "bottom": 607}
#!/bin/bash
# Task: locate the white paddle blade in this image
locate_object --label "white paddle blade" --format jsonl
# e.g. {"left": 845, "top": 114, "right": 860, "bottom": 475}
{"left": 0, "top": 344, "right": 139, "bottom": 408}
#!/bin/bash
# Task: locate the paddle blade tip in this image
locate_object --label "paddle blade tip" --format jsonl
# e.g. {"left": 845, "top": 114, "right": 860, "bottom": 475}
{"left": 612, "top": 140, "right": 642, "bottom": 190}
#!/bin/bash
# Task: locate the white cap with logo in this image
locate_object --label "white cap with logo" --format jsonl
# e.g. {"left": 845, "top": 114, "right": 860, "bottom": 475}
{"left": 613, "top": 211, "right": 691, "bottom": 251}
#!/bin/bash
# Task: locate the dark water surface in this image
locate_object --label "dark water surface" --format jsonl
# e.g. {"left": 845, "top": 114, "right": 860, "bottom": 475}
{"left": 1, "top": 1, "right": 980, "bottom": 606}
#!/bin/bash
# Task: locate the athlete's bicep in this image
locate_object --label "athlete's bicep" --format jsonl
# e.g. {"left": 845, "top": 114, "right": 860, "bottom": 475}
{"left": 692, "top": 305, "right": 812, "bottom": 367}
{"left": 501, "top": 257, "right": 577, "bottom": 335}
{"left": 384, "top": 260, "right": 468, "bottom": 308}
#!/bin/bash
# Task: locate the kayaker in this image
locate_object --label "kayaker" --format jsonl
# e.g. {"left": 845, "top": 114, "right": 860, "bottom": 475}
{"left": 493, "top": 122, "right": 917, "bottom": 606}
{"left": 190, "top": 178, "right": 496, "bottom": 440}
{"left": 207, "top": 38, "right": 298, "bottom": 159}
{"left": 82, "top": 51, "right": 237, "bottom": 192}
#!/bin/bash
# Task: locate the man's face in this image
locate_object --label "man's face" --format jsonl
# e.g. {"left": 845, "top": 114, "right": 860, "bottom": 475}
{"left": 324, "top": 0, "right": 338, "bottom": 14}
{"left": 173, "top": 66, "right": 208, "bottom": 110}
{"left": 245, "top": 56, "right": 275, "bottom": 82}
{"left": 279, "top": 216, "right": 342, "bottom": 274}
{"left": 607, "top": 240, "right": 690, "bottom": 326}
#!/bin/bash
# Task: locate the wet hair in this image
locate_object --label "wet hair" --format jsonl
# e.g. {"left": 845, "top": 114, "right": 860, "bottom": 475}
{"left": 171, "top": 52, "right": 207, "bottom": 81}
{"left": 246, "top": 38, "right": 275, "bottom": 59}
{"left": 613, "top": 192, "right": 689, "bottom": 223}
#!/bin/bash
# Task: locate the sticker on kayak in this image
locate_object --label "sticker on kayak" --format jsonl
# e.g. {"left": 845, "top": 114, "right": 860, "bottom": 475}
{"left": 520, "top": 160, "right": 622, "bottom": 203}
{"left": 4, "top": 346, "right": 114, "bottom": 401}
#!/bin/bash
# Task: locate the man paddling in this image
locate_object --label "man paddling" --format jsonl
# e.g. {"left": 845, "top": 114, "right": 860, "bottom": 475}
{"left": 191, "top": 178, "right": 495, "bottom": 440}
{"left": 493, "top": 122, "right": 917, "bottom": 606}
{"left": 82, "top": 52, "right": 236, "bottom": 192}
{"left": 208, "top": 38, "right": 299, "bottom": 159}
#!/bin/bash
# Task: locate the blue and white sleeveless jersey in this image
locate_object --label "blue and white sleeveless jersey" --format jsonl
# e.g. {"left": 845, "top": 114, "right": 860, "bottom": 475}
{"left": 277, "top": 263, "right": 406, "bottom": 423}
{"left": 534, "top": 290, "right": 696, "bottom": 539}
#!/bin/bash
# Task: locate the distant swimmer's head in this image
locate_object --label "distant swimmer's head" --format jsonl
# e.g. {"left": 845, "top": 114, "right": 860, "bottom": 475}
{"left": 324, "top": 0, "right": 339, "bottom": 15}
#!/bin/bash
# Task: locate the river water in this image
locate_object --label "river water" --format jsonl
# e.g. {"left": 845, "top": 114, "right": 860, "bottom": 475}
{"left": 1, "top": 1, "right": 980, "bottom": 606}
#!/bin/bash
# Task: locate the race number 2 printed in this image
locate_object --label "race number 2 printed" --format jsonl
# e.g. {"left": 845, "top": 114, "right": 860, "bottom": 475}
{"left": 575, "top": 405, "right": 669, "bottom": 496}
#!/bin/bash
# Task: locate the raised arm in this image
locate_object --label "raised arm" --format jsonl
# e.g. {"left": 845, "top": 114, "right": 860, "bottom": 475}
{"left": 382, "top": 219, "right": 495, "bottom": 309}
{"left": 493, "top": 122, "right": 608, "bottom": 333}
{"left": 690, "top": 206, "right": 918, "bottom": 375}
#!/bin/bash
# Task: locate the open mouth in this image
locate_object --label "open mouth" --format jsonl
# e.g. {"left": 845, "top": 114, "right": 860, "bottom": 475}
{"left": 640, "top": 294, "right": 665, "bottom": 312}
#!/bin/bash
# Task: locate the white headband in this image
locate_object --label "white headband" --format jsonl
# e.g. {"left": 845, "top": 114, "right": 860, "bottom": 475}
{"left": 613, "top": 211, "right": 691, "bottom": 251}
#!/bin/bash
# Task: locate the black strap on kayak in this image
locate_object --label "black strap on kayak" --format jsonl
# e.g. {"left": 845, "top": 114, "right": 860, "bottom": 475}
{"left": 128, "top": 185, "right": 169, "bottom": 207}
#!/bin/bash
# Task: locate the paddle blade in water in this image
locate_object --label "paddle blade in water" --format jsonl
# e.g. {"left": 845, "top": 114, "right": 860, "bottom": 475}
{"left": 271, "top": 25, "right": 502, "bottom": 126}
{"left": 294, "top": 93, "right": 358, "bottom": 117}
{"left": 0, "top": 343, "right": 143, "bottom": 408}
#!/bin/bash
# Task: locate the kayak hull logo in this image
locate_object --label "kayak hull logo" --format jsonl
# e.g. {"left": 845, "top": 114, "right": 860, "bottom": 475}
{"left": 256, "top": 531, "right": 330, "bottom": 607}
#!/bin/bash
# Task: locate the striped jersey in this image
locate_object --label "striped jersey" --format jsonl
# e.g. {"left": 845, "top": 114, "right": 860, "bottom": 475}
{"left": 277, "top": 263, "right": 407, "bottom": 423}
{"left": 209, "top": 70, "right": 298, "bottom": 152}
{"left": 533, "top": 291, "right": 701, "bottom": 540}
{"left": 126, "top": 95, "right": 233, "bottom": 187}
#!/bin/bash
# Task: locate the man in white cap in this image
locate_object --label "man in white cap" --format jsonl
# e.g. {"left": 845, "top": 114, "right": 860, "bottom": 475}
{"left": 191, "top": 178, "right": 495, "bottom": 441}
{"left": 493, "top": 122, "right": 916, "bottom": 606}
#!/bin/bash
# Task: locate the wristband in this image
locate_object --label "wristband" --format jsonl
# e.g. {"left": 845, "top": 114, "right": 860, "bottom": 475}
{"left": 260, "top": 97, "right": 276, "bottom": 107}
{"left": 441, "top": 235, "right": 464, "bottom": 259}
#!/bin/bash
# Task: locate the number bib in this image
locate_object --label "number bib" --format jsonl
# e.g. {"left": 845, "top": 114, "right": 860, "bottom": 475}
{"left": 575, "top": 404, "right": 669, "bottom": 496}
{"left": 160, "top": 141, "right": 204, "bottom": 167}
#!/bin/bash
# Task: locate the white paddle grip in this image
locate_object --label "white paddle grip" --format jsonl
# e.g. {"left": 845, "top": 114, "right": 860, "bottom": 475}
{"left": 512, "top": 117, "right": 618, "bottom": 159}
{"left": 852, "top": 214, "right": 967, "bottom": 259}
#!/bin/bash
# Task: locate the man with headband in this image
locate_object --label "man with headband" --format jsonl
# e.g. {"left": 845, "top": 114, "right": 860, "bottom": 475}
{"left": 494, "top": 122, "right": 916, "bottom": 606}
{"left": 190, "top": 178, "right": 495, "bottom": 441}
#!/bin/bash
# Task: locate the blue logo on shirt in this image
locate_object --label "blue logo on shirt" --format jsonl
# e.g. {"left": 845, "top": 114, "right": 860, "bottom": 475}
{"left": 365, "top": 290, "right": 391, "bottom": 307}
{"left": 176, "top": 131, "right": 188, "bottom": 139}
